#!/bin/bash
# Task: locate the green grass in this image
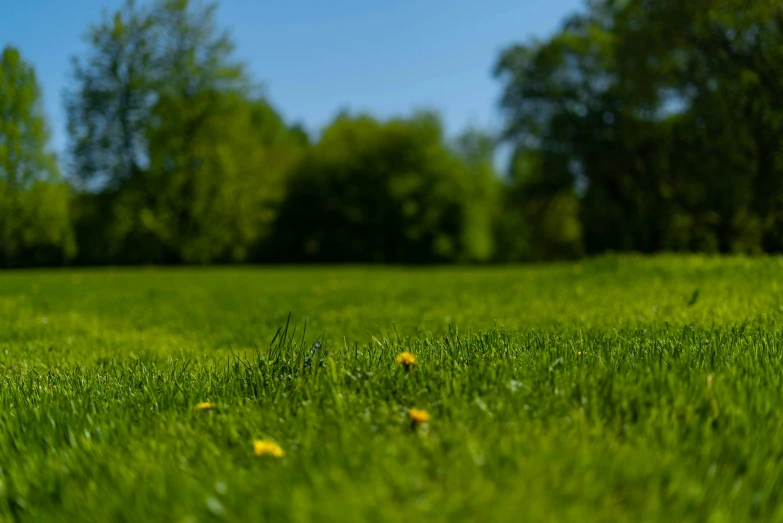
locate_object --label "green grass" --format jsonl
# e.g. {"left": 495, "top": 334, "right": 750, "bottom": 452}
{"left": 2, "top": 255, "right": 783, "bottom": 521}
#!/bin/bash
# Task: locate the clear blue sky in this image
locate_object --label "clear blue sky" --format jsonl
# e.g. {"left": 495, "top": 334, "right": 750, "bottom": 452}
{"left": 4, "top": 0, "right": 582, "bottom": 159}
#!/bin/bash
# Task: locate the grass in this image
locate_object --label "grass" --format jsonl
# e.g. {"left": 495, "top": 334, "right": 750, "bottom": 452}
{"left": 1, "top": 255, "right": 783, "bottom": 521}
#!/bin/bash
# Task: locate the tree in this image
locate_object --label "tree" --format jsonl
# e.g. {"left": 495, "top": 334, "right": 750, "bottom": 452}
{"left": 452, "top": 128, "right": 501, "bottom": 262}
{"left": 494, "top": 19, "right": 603, "bottom": 258}
{"left": 129, "top": 0, "right": 301, "bottom": 263}
{"left": 65, "top": 0, "right": 159, "bottom": 192}
{"left": 65, "top": 0, "right": 161, "bottom": 263}
{"left": 66, "top": 0, "right": 303, "bottom": 264}
{"left": 495, "top": 0, "right": 783, "bottom": 256}
{"left": 142, "top": 94, "right": 303, "bottom": 263}
{"left": 611, "top": 0, "right": 783, "bottom": 252}
{"left": 0, "top": 46, "right": 74, "bottom": 267}
{"left": 271, "top": 113, "right": 495, "bottom": 263}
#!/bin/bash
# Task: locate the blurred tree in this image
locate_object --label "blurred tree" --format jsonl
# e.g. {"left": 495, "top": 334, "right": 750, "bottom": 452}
{"left": 272, "top": 113, "right": 495, "bottom": 263}
{"left": 496, "top": 0, "right": 783, "bottom": 255}
{"left": 58, "top": 0, "right": 783, "bottom": 265}
{"left": 141, "top": 94, "right": 303, "bottom": 263}
{"left": 65, "top": 0, "right": 162, "bottom": 263}
{"left": 502, "top": 148, "right": 583, "bottom": 261}
{"left": 0, "top": 46, "right": 74, "bottom": 267}
{"left": 452, "top": 127, "right": 501, "bottom": 262}
{"left": 66, "top": 0, "right": 303, "bottom": 264}
{"left": 66, "top": 0, "right": 159, "bottom": 192}
{"left": 611, "top": 0, "right": 783, "bottom": 252}
{"left": 494, "top": 23, "right": 599, "bottom": 259}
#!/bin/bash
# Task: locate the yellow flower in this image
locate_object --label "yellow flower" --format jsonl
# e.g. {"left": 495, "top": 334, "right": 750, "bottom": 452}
{"left": 396, "top": 351, "right": 416, "bottom": 369}
{"left": 408, "top": 408, "right": 430, "bottom": 426}
{"left": 253, "top": 439, "right": 284, "bottom": 458}
{"left": 194, "top": 401, "right": 217, "bottom": 411}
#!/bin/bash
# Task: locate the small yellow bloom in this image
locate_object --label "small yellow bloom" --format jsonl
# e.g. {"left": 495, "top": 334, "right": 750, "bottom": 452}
{"left": 253, "top": 439, "right": 284, "bottom": 458}
{"left": 577, "top": 351, "right": 582, "bottom": 356}
{"left": 408, "top": 408, "right": 430, "bottom": 426}
{"left": 194, "top": 401, "right": 217, "bottom": 411}
{"left": 396, "top": 351, "right": 416, "bottom": 368}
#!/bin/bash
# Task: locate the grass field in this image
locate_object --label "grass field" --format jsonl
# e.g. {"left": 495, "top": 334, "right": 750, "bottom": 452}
{"left": 2, "top": 255, "right": 783, "bottom": 521}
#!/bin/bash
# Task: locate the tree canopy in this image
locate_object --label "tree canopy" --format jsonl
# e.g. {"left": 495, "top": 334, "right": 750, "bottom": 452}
{"left": 66, "top": 0, "right": 304, "bottom": 264}
{"left": 0, "top": 46, "right": 73, "bottom": 267}
{"left": 5, "top": 0, "right": 783, "bottom": 267}
{"left": 272, "top": 113, "right": 497, "bottom": 263}
{"left": 496, "top": 0, "right": 783, "bottom": 256}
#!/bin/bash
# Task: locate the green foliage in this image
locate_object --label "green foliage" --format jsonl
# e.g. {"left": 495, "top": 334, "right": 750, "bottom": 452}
{"left": 2, "top": 258, "right": 783, "bottom": 519}
{"left": 451, "top": 128, "right": 501, "bottom": 262}
{"left": 66, "top": 0, "right": 303, "bottom": 264}
{"left": 142, "top": 95, "right": 303, "bottom": 262}
{"left": 65, "top": 0, "right": 502, "bottom": 266}
{"left": 12, "top": 0, "right": 781, "bottom": 266}
{"left": 0, "top": 46, "right": 74, "bottom": 267}
{"left": 496, "top": 0, "right": 783, "bottom": 255}
{"left": 500, "top": 149, "right": 584, "bottom": 260}
{"left": 65, "top": 0, "right": 159, "bottom": 191}
{"left": 272, "top": 113, "right": 496, "bottom": 263}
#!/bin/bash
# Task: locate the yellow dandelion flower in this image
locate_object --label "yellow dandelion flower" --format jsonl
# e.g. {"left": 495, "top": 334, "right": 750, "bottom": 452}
{"left": 408, "top": 408, "right": 430, "bottom": 426}
{"left": 577, "top": 351, "right": 582, "bottom": 356}
{"left": 396, "top": 351, "right": 416, "bottom": 369}
{"left": 253, "top": 439, "right": 284, "bottom": 458}
{"left": 194, "top": 401, "right": 217, "bottom": 411}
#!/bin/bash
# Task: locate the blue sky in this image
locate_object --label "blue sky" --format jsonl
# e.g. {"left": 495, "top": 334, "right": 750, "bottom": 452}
{"left": 3, "top": 0, "right": 582, "bottom": 158}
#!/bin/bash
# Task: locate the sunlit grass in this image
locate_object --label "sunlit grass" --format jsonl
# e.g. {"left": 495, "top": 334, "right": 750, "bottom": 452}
{"left": 1, "top": 255, "right": 782, "bottom": 520}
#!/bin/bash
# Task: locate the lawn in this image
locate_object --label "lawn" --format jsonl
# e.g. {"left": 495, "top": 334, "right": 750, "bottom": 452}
{"left": 1, "top": 255, "right": 783, "bottom": 521}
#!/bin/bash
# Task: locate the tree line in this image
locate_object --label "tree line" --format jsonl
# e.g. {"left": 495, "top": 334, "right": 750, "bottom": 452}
{"left": 2, "top": 0, "right": 782, "bottom": 267}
